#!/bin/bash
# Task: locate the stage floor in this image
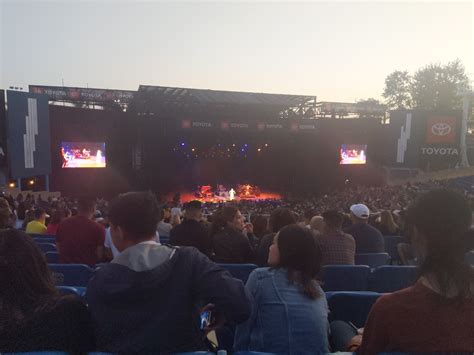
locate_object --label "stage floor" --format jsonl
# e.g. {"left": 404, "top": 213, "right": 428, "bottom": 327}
{"left": 169, "top": 191, "right": 283, "bottom": 203}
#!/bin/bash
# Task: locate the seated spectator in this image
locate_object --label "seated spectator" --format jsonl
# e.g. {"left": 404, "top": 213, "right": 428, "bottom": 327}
{"left": 256, "top": 208, "right": 296, "bottom": 266}
{"left": 56, "top": 198, "right": 105, "bottom": 266}
{"left": 0, "top": 229, "right": 95, "bottom": 352}
{"left": 0, "top": 197, "right": 13, "bottom": 229}
{"left": 86, "top": 192, "right": 250, "bottom": 353}
{"left": 156, "top": 206, "right": 172, "bottom": 238}
{"left": 375, "top": 210, "right": 400, "bottom": 236}
{"left": 21, "top": 209, "right": 35, "bottom": 230}
{"left": 170, "top": 200, "right": 212, "bottom": 256}
{"left": 104, "top": 225, "right": 160, "bottom": 260}
{"left": 25, "top": 208, "right": 48, "bottom": 235}
{"left": 344, "top": 204, "right": 384, "bottom": 253}
{"left": 46, "top": 208, "right": 71, "bottom": 236}
{"left": 212, "top": 206, "right": 255, "bottom": 263}
{"left": 310, "top": 215, "right": 325, "bottom": 236}
{"left": 234, "top": 224, "right": 329, "bottom": 353}
{"left": 250, "top": 214, "right": 269, "bottom": 240}
{"left": 298, "top": 209, "right": 315, "bottom": 228}
{"left": 319, "top": 210, "right": 355, "bottom": 265}
{"left": 337, "top": 190, "right": 474, "bottom": 353}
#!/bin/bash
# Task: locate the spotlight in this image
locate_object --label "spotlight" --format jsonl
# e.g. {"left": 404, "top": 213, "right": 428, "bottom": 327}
{"left": 8, "top": 182, "right": 15, "bottom": 188}
{"left": 181, "top": 143, "right": 185, "bottom": 147}
{"left": 244, "top": 144, "right": 248, "bottom": 147}
{"left": 232, "top": 144, "right": 236, "bottom": 147}
{"left": 265, "top": 143, "right": 269, "bottom": 147}
{"left": 29, "top": 180, "right": 35, "bottom": 185}
{"left": 192, "top": 148, "right": 195, "bottom": 152}
{"left": 257, "top": 148, "right": 261, "bottom": 152}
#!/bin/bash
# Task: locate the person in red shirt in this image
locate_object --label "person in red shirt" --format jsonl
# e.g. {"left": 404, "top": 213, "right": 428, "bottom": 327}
{"left": 56, "top": 198, "right": 105, "bottom": 266}
{"left": 358, "top": 189, "right": 474, "bottom": 354}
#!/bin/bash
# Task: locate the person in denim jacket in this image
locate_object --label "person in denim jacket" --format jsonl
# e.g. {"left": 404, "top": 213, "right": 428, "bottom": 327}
{"left": 234, "top": 224, "right": 329, "bottom": 354}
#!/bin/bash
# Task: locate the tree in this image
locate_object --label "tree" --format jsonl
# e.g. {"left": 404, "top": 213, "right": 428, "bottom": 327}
{"left": 356, "top": 98, "right": 386, "bottom": 119}
{"left": 382, "top": 70, "right": 412, "bottom": 109}
{"left": 410, "top": 59, "right": 469, "bottom": 111}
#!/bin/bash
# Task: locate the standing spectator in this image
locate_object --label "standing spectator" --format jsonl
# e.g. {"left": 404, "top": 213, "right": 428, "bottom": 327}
{"left": 256, "top": 208, "right": 296, "bottom": 266}
{"left": 319, "top": 210, "right": 355, "bottom": 265}
{"left": 157, "top": 207, "right": 173, "bottom": 238}
{"left": 170, "top": 200, "right": 212, "bottom": 256}
{"left": 46, "top": 208, "right": 71, "bottom": 236}
{"left": 358, "top": 190, "right": 474, "bottom": 353}
{"left": 212, "top": 206, "right": 255, "bottom": 263}
{"left": 25, "top": 208, "right": 48, "bottom": 235}
{"left": 0, "top": 229, "right": 95, "bottom": 353}
{"left": 344, "top": 204, "right": 384, "bottom": 253}
{"left": 56, "top": 198, "right": 105, "bottom": 266}
{"left": 87, "top": 192, "right": 250, "bottom": 353}
{"left": 234, "top": 225, "right": 329, "bottom": 353}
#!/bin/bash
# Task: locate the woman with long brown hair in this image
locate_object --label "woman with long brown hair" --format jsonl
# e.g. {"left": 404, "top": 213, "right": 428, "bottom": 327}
{"left": 0, "top": 229, "right": 95, "bottom": 352}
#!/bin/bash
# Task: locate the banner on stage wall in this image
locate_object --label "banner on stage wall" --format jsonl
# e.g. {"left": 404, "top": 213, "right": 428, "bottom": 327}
{"left": 6, "top": 91, "right": 52, "bottom": 179}
{"left": 29, "top": 85, "right": 135, "bottom": 104}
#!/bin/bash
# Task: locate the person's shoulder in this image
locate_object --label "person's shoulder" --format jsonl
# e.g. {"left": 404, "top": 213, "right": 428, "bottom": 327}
{"left": 47, "top": 296, "right": 89, "bottom": 317}
{"left": 250, "top": 267, "right": 277, "bottom": 280}
{"left": 372, "top": 284, "right": 420, "bottom": 310}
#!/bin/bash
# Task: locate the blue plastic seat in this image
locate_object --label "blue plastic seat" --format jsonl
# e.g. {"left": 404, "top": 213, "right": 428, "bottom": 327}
{"left": 37, "top": 242, "right": 57, "bottom": 253}
{"left": 49, "top": 264, "right": 94, "bottom": 287}
{"left": 326, "top": 291, "right": 381, "bottom": 328}
{"left": 322, "top": 265, "right": 370, "bottom": 291}
{"left": 384, "top": 235, "right": 405, "bottom": 263}
{"left": 234, "top": 352, "right": 281, "bottom": 355}
{"left": 218, "top": 263, "right": 258, "bottom": 283}
{"left": 33, "top": 236, "right": 56, "bottom": 244}
{"left": 2, "top": 352, "right": 69, "bottom": 355}
{"left": 355, "top": 253, "right": 391, "bottom": 268}
{"left": 57, "top": 286, "right": 82, "bottom": 297}
{"left": 369, "top": 265, "right": 418, "bottom": 293}
{"left": 45, "top": 251, "right": 59, "bottom": 263}
{"left": 160, "top": 236, "right": 170, "bottom": 244}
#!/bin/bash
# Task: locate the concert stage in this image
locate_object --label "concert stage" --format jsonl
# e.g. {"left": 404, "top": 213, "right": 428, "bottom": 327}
{"left": 170, "top": 190, "right": 283, "bottom": 203}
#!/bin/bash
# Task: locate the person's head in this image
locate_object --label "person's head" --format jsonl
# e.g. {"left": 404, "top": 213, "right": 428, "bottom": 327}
{"left": 34, "top": 208, "right": 47, "bottom": 223}
{"left": 250, "top": 214, "right": 269, "bottom": 238}
{"left": 309, "top": 216, "right": 325, "bottom": 234}
{"left": 322, "top": 210, "right": 343, "bottom": 231}
{"left": 0, "top": 198, "right": 12, "bottom": 228}
{"left": 184, "top": 200, "right": 202, "bottom": 221}
{"left": 212, "top": 206, "right": 245, "bottom": 233}
{"left": 108, "top": 192, "right": 160, "bottom": 252}
{"left": 304, "top": 209, "right": 315, "bottom": 224}
{"left": 350, "top": 204, "right": 370, "bottom": 224}
{"left": 268, "top": 224, "right": 322, "bottom": 299}
{"left": 408, "top": 189, "right": 474, "bottom": 300}
{"left": 0, "top": 229, "right": 58, "bottom": 328}
{"left": 269, "top": 208, "right": 296, "bottom": 233}
{"left": 77, "top": 197, "right": 95, "bottom": 217}
{"left": 380, "top": 210, "right": 398, "bottom": 233}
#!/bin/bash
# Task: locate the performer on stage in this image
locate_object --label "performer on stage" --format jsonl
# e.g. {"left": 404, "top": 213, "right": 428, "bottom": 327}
{"left": 229, "top": 188, "right": 236, "bottom": 201}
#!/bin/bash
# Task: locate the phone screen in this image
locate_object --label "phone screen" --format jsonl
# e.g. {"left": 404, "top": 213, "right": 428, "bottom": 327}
{"left": 200, "top": 310, "right": 212, "bottom": 330}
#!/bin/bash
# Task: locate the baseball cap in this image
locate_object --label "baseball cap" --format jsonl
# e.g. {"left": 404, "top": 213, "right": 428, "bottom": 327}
{"left": 350, "top": 204, "right": 370, "bottom": 219}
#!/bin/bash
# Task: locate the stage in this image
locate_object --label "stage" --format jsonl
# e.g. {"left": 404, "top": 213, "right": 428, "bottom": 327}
{"left": 169, "top": 190, "right": 283, "bottom": 203}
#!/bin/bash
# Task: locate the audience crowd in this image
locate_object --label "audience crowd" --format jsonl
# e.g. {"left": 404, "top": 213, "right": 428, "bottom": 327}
{"left": 0, "top": 179, "right": 473, "bottom": 354}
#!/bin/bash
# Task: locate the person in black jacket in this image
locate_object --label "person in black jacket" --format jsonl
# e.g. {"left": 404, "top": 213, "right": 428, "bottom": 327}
{"left": 0, "top": 229, "right": 95, "bottom": 353}
{"left": 212, "top": 206, "right": 255, "bottom": 264}
{"left": 344, "top": 204, "right": 385, "bottom": 253}
{"left": 170, "top": 200, "right": 212, "bottom": 256}
{"left": 86, "top": 192, "right": 251, "bottom": 354}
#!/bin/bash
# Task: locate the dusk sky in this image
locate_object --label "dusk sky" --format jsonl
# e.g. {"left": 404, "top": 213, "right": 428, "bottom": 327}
{"left": 1, "top": 1, "right": 472, "bottom": 102}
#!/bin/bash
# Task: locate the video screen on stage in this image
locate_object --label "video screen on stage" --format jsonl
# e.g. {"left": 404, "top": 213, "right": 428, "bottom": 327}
{"left": 340, "top": 144, "right": 367, "bottom": 165}
{"left": 61, "top": 142, "right": 106, "bottom": 168}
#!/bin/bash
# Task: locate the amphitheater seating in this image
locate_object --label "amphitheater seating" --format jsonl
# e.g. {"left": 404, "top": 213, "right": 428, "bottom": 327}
{"left": 384, "top": 235, "right": 405, "bottom": 263}
{"left": 45, "top": 251, "right": 59, "bottom": 263}
{"left": 321, "top": 265, "right": 370, "bottom": 291}
{"left": 57, "top": 286, "right": 82, "bottom": 297}
{"left": 369, "top": 265, "right": 418, "bottom": 293}
{"left": 218, "top": 263, "right": 258, "bottom": 283}
{"left": 234, "top": 352, "right": 281, "bottom": 355}
{"left": 48, "top": 264, "right": 94, "bottom": 287}
{"left": 33, "top": 236, "right": 56, "bottom": 244}
{"left": 325, "top": 291, "right": 381, "bottom": 328}
{"left": 37, "top": 242, "right": 57, "bottom": 253}
{"left": 160, "top": 236, "right": 170, "bottom": 244}
{"left": 355, "top": 253, "right": 391, "bottom": 268}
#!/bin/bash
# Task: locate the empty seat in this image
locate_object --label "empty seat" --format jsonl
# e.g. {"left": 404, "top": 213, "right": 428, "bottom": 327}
{"left": 37, "top": 242, "right": 57, "bottom": 253}
{"left": 218, "top": 263, "right": 258, "bottom": 283}
{"left": 355, "top": 253, "right": 391, "bottom": 268}
{"left": 49, "top": 264, "right": 94, "bottom": 287}
{"left": 326, "top": 291, "right": 381, "bottom": 328}
{"left": 384, "top": 236, "right": 405, "bottom": 263}
{"left": 369, "top": 265, "right": 418, "bottom": 293}
{"left": 45, "top": 251, "right": 59, "bottom": 264}
{"left": 322, "top": 265, "right": 370, "bottom": 291}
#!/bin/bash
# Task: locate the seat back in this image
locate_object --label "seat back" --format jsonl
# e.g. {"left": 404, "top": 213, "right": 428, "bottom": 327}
{"left": 218, "top": 263, "right": 258, "bottom": 283}
{"left": 45, "top": 251, "right": 59, "bottom": 264}
{"left": 37, "top": 242, "right": 57, "bottom": 253}
{"left": 322, "top": 265, "right": 370, "bottom": 291}
{"left": 160, "top": 236, "right": 170, "bottom": 244}
{"left": 57, "top": 286, "right": 82, "bottom": 297}
{"left": 49, "top": 264, "right": 94, "bottom": 287}
{"left": 355, "top": 253, "right": 391, "bottom": 268}
{"left": 369, "top": 265, "right": 418, "bottom": 293}
{"left": 326, "top": 291, "right": 382, "bottom": 328}
{"left": 384, "top": 236, "right": 405, "bottom": 263}
{"left": 33, "top": 236, "right": 56, "bottom": 244}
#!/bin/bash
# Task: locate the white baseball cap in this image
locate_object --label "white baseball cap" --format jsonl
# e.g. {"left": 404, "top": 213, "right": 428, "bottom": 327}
{"left": 350, "top": 204, "right": 370, "bottom": 219}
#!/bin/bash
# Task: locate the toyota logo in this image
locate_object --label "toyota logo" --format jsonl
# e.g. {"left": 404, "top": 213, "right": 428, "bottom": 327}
{"left": 431, "top": 123, "right": 452, "bottom": 136}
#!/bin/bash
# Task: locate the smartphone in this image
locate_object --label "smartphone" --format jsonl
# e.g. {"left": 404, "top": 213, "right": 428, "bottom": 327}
{"left": 200, "top": 310, "right": 212, "bottom": 330}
